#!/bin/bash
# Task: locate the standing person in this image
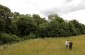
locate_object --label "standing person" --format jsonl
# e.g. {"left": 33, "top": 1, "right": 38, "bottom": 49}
{"left": 65, "top": 40, "right": 69, "bottom": 48}
{"left": 69, "top": 41, "right": 73, "bottom": 50}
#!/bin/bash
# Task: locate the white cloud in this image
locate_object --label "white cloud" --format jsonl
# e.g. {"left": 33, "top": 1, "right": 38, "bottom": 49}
{"left": 40, "top": 0, "right": 83, "bottom": 16}
{"left": 0, "top": 0, "right": 65, "bottom": 14}
{"left": 0, "top": 0, "right": 84, "bottom": 15}
{"left": 67, "top": 0, "right": 81, "bottom": 6}
{"left": 61, "top": 9, "right": 85, "bottom": 24}
{"left": 0, "top": 0, "right": 85, "bottom": 24}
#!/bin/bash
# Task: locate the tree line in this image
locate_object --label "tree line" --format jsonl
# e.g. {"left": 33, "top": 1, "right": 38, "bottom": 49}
{"left": 0, "top": 4, "right": 85, "bottom": 44}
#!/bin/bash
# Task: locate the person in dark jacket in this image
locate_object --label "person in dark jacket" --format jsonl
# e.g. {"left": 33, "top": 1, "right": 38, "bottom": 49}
{"left": 69, "top": 41, "right": 73, "bottom": 50}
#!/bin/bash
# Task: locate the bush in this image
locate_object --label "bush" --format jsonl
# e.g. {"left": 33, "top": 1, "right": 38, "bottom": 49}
{"left": 10, "top": 35, "right": 23, "bottom": 42}
{"left": 24, "top": 33, "right": 36, "bottom": 39}
{"left": 0, "top": 33, "right": 22, "bottom": 44}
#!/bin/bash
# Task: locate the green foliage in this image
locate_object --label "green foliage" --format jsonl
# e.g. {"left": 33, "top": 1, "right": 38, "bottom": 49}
{"left": 59, "top": 22, "right": 71, "bottom": 36}
{"left": 48, "top": 19, "right": 60, "bottom": 37}
{"left": 69, "top": 21, "right": 78, "bottom": 36}
{"left": 0, "top": 33, "right": 22, "bottom": 44}
{"left": 0, "top": 4, "right": 13, "bottom": 34}
{"left": 0, "top": 18, "right": 5, "bottom": 32}
{"left": 16, "top": 15, "right": 37, "bottom": 36}
{"left": 39, "top": 22, "right": 49, "bottom": 38}
{"left": 32, "top": 14, "right": 47, "bottom": 26}
{"left": 25, "top": 33, "right": 36, "bottom": 39}
{"left": 0, "top": 4, "right": 11, "bottom": 19}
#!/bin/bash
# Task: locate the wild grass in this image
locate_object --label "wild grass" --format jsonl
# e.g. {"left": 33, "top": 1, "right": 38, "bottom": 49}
{"left": 0, "top": 35, "right": 85, "bottom": 55}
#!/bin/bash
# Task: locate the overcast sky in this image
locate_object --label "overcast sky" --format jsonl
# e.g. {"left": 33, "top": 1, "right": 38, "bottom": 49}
{"left": 0, "top": 0, "right": 85, "bottom": 24}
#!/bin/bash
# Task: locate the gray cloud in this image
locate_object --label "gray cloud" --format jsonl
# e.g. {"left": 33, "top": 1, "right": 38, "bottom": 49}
{"left": 40, "top": 8, "right": 61, "bottom": 17}
{"left": 40, "top": 0, "right": 85, "bottom": 17}
{"left": 63, "top": 0, "right": 85, "bottom": 13}
{"left": 65, "top": 0, "right": 73, "bottom": 3}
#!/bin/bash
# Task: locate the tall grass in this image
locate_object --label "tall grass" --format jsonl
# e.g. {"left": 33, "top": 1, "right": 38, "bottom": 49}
{"left": 0, "top": 35, "right": 85, "bottom": 55}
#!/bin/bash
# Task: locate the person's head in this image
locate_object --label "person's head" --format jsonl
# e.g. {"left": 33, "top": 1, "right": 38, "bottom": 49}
{"left": 70, "top": 41, "right": 72, "bottom": 42}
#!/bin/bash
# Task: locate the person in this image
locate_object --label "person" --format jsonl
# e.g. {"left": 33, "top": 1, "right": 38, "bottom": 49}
{"left": 65, "top": 40, "right": 69, "bottom": 48}
{"left": 69, "top": 41, "right": 73, "bottom": 50}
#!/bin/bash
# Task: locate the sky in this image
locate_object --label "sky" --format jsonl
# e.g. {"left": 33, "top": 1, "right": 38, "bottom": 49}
{"left": 0, "top": 0, "right": 85, "bottom": 24}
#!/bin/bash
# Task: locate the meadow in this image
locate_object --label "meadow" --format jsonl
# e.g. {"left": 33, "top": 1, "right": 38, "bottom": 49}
{"left": 0, "top": 35, "right": 85, "bottom": 55}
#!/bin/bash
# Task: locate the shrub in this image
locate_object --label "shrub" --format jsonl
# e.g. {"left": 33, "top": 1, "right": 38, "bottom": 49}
{"left": 24, "top": 33, "right": 36, "bottom": 39}
{"left": 0, "top": 33, "right": 22, "bottom": 44}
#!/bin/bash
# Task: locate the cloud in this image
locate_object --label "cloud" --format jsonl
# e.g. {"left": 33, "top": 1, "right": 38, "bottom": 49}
{"left": 40, "top": 0, "right": 85, "bottom": 17}
{"left": 65, "top": 0, "right": 72, "bottom": 3}
{"left": 0, "top": 0, "right": 85, "bottom": 17}
{"left": 61, "top": 9, "right": 85, "bottom": 24}
{"left": 0, "top": 0, "right": 85, "bottom": 24}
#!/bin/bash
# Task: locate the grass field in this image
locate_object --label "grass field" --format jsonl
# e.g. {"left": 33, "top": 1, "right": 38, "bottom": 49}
{"left": 0, "top": 35, "right": 85, "bottom": 55}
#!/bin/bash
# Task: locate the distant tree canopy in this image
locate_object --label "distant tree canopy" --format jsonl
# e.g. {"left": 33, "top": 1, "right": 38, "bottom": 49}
{"left": 0, "top": 4, "right": 85, "bottom": 44}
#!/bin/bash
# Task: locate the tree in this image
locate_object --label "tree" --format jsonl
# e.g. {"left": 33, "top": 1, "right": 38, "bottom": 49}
{"left": 69, "top": 20, "right": 83, "bottom": 35}
{"left": 0, "top": 4, "right": 11, "bottom": 19}
{"left": 69, "top": 20, "right": 78, "bottom": 36}
{"left": 16, "top": 15, "right": 37, "bottom": 37}
{"left": 47, "top": 14, "right": 66, "bottom": 37}
{"left": 0, "top": 18, "right": 5, "bottom": 32}
{"left": 39, "top": 22, "right": 49, "bottom": 38}
{"left": 32, "top": 14, "right": 47, "bottom": 26}
{"left": 59, "top": 22, "right": 71, "bottom": 36}
{"left": 48, "top": 14, "right": 59, "bottom": 21}
{"left": 0, "top": 4, "right": 14, "bottom": 34}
